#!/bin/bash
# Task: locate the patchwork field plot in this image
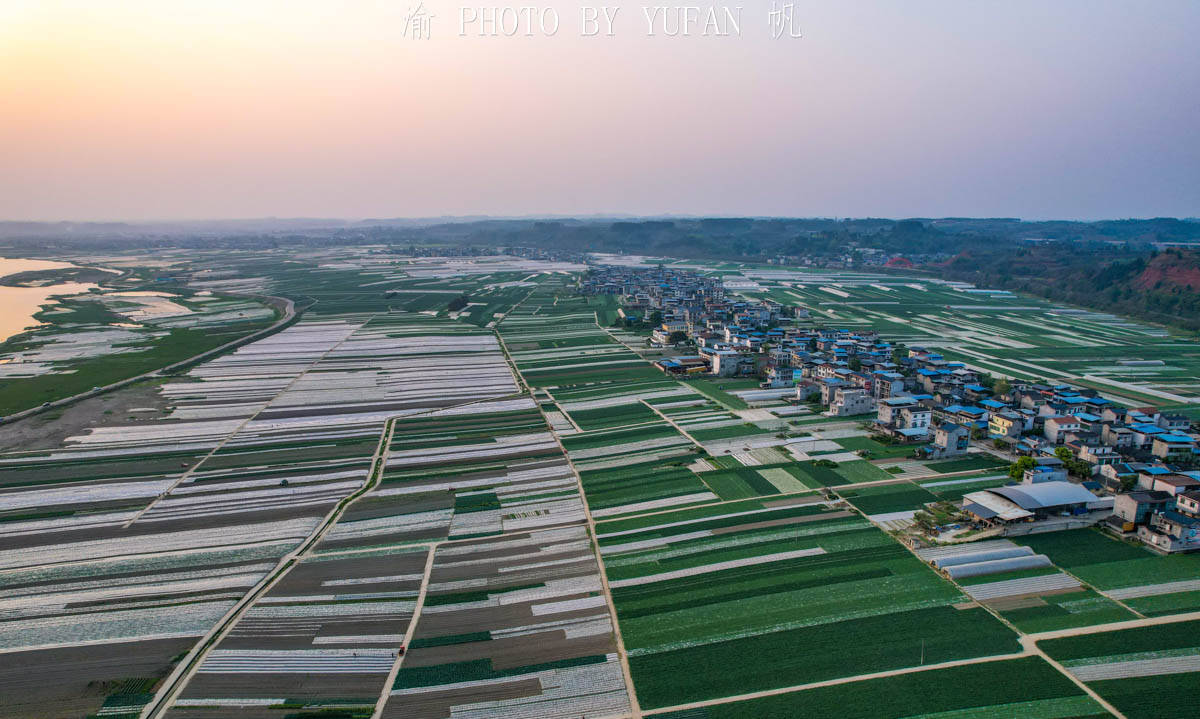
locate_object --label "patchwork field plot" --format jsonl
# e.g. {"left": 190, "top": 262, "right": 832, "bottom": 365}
{"left": 694, "top": 464, "right": 812, "bottom": 501}
{"left": 917, "top": 472, "right": 1011, "bottom": 502}
{"left": 169, "top": 547, "right": 428, "bottom": 717}
{"left": 566, "top": 424, "right": 716, "bottom": 518}
{"left": 1039, "top": 621, "right": 1200, "bottom": 719}
{"left": 833, "top": 434, "right": 921, "bottom": 460}
{"left": 917, "top": 540, "right": 1137, "bottom": 633}
{"left": 652, "top": 656, "right": 1108, "bottom": 719}
{"left": 647, "top": 396, "right": 769, "bottom": 443}
{"left": 838, "top": 480, "right": 938, "bottom": 518}
{"left": 499, "top": 282, "right": 663, "bottom": 388}
{"left": 0, "top": 307, "right": 529, "bottom": 717}
{"left": 381, "top": 526, "right": 630, "bottom": 719}
{"left": 0, "top": 278, "right": 280, "bottom": 415}
{"left": 1014, "top": 529, "right": 1200, "bottom": 616}
{"left": 0, "top": 637, "right": 198, "bottom": 719}
{"left": 920, "top": 454, "right": 1010, "bottom": 474}
{"left": 549, "top": 379, "right": 698, "bottom": 433}
{"left": 323, "top": 399, "right": 586, "bottom": 548}
{"left": 595, "top": 498, "right": 1020, "bottom": 709}
{"left": 675, "top": 379, "right": 757, "bottom": 410}
{"left": 785, "top": 458, "right": 894, "bottom": 487}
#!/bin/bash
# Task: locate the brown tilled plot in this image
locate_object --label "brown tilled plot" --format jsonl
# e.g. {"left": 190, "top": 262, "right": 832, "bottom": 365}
{"left": 0, "top": 637, "right": 196, "bottom": 719}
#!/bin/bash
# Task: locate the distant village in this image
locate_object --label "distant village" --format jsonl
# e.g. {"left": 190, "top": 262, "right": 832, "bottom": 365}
{"left": 582, "top": 265, "right": 1200, "bottom": 553}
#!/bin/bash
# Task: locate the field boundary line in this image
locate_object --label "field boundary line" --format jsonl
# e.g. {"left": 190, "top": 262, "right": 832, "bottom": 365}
{"left": 123, "top": 306, "right": 362, "bottom": 528}
{"left": 1026, "top": 609, "right": 1200, "bottom": 643}
{"left": 641, "top": 650, "right": 1031, "bottom": 715}
{"left": 500, "top": 301, "right": 641, "bottom": 718}
{"left": 1017, "top": 636, "right": 1127, "bottom": 719}
{"left": 537, "top": 398, "right": 642, "bottom": 719}
{"left": 371, "top": 538, "right": 440, "bottom": 719}
{"left": 141, "top": 387, "right": 527, "bottom": 719}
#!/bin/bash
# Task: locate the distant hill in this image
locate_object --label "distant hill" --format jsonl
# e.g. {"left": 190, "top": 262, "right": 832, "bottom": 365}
{"left": 1134, "top": 249, "right": 1200, "bottom": 292}
{"left": 939, "top": 246, "right": 1200, "bottom": 333}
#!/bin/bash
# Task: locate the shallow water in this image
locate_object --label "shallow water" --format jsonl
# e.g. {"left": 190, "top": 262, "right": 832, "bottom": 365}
{"left": 0, "top": 258, "right": 99, "bottom": 343}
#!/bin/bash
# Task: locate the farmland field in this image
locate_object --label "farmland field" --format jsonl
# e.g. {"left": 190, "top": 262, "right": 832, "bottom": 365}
{"left": 653, "top": 657, "right": 1108, "bottom": 719}
{"left": 4, "top": 249, "right": 1199, "bottom": 718}
{"left": 381, "top": 527, "right": 630, "bottom": 719}
{"left": 1039, "top": 621, "right": 1200, "bottom": 719}
{"left": 838, "top": 480, "right": 938, "bottom": 516}
{"left": 1014, "top": 529, "right": 1200, "bottom": 616}
{"left": 917, "top": 539, "right": 1141, "bottom": 634}
{"left": 594, "top": 499, "right": 1019, "bottom": 709}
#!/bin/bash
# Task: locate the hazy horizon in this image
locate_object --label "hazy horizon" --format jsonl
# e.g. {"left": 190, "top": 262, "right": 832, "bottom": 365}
{"left": 3, "top": 213, "right": 1200, "bottom": 227}
{"left": 3, "top": 0, "right": 1198, "bottom": 222}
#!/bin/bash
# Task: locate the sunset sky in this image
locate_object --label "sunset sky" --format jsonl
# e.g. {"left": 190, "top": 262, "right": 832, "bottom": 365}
{"left": 2, "top": 0, "right": 1198, "bottom": 221}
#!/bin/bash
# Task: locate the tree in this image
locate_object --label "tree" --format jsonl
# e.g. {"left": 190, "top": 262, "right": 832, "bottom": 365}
{"left": 913, "top": 510, "right": 936, "bottom": 533}
{"left": 848, "top": 357, "right": 862, "bottom": 371}
{"left": 993, "top": 378, "right": 1011, "bottom": 396}
{"left": 1009, "top": 456, "right": 1036, "bottom": 480}
{"left": 648, "top": 310, "right": 663, "bottom": 327}
{"left": 667, "top": 330, "right": 688, "bottom": 344}
{"left": 1055, "top": 446, "right": 1092, "bottom": 477}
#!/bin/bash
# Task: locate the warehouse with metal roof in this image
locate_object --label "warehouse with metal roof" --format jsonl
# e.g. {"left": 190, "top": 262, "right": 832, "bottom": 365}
{"left": 962, "top": 481, "right": 1107, "bottom": 524}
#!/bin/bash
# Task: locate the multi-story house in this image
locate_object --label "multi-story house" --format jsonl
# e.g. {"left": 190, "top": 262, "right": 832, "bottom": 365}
{"left": 989, "top": 410, "right": 1025, "bottom": 440}
{"left": 1101, "top": 424, "right": 1134, "bottom": 450}
{"left": 1151, "top": 434, "right": 1197, "bottom": 461}
{"left": 827, "top": 387, "right": 876, "bottom": 417}
{"left": 1044, "top": 416, "right": 1082, "bottom": 445}
{"left": 921, "top": 422, "right": 970, "bottom": 459}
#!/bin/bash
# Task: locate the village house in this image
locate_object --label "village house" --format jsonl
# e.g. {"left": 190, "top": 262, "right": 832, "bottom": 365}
{"left": 871, "top": 370, "right": 907, "bottom": 400}
{"left": 1074, "top": 444, "right": 1122, "bottom": 471}
{"left": 1024, "top": 456, "right": 1069, "bottom": 483}
{"left": 920, "top": 422, "right": 970, "bottom": 459}
{"left": 989, "top": 410, "right": 1027, "bottom": 441}
{"left": 1101, "top": 424, "right": 1134, "bottom": 450}
{"left": 1159, "top": 413, "right": 1192, "bottom": 432}
{"left": 1151, "top": 433, "right": 1198, "bottom": 461}
{"left": 1044, "top": 416, "right": 1081, "bottom": 445}
{"left": 762, "top": 366, "right": 795, "bottom": 388}
{"left": 827, "top": 387, "right": 876, "bottom": 417}
{"left": 874, "top": 396, "right": 932, "bottom": 441}
{"left": 1176, "top": 490, "right": 1200, "bottom": 517}
{"left": 938, "top": 404, "right": 989, "bottom": 431}
{"left": 1139, "top": 508, "right": 1200, "bottom": 553}
{"left": 1137, "top": 467, "right": 1200, "bottom": 496}
{"left": 1111, "top": 490, "right": 1175, "bottom": 531}
{"left": 1128, "top": 423, "right": 1167, "bottom": 450}
{"left": 711, "top": 350, "right": 756, "bottom": 378}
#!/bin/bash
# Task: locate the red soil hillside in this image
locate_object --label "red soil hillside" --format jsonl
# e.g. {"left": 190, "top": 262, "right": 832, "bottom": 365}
{"left": 1134, "top": 251, "right": 1200, "bottom": 291}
